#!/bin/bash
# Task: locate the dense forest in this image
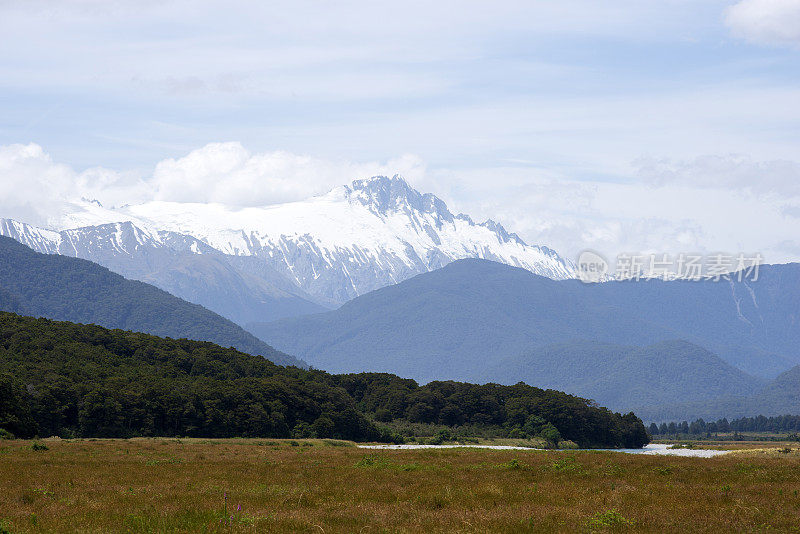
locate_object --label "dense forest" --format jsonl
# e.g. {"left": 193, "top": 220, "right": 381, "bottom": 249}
{"left": 0, "top": 313, "right": 649, "bottom": 448}
{"left": 0, "top": 236, "right": 303, "bottom": 367}
{"left": 330, "top": 373, "right": 649, "bottom": 448}
{"left": 649, "top": 415, "right": 800, "bottom": 436}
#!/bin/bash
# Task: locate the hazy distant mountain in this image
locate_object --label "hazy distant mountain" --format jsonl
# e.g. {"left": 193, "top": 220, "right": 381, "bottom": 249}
{"left": 250, "top": 258, "right": 800, "bottom": 383}
{"left": 485, "top": 340, "right": 764, "bottom": 413}
{"left": 0, "top": 285, "right": 28, "bottom": 316}
{"left": 587, "top": 263, "right": 800, "bottom": 378}
{"left": 0, "top": 176, "right": 576, "bottom": 313}
{"left": 0, "top": 236, "right": 304, "bottom": 367}
{"left": 640, "top": 364, "right": 800, "bottom": 422}
{"left": 250, "top": 259, "right": 667, "bottom": 382}
{"left": 749, "top": 365, "right": 800, "bottom": 416}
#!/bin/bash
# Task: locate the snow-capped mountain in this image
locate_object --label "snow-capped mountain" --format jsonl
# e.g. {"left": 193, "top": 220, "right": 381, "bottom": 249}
{"left": 0, "top": 217, "right": 328, "bottom": 325}
{"left": 1, "top": 175, "right": 576, "bottom": 315}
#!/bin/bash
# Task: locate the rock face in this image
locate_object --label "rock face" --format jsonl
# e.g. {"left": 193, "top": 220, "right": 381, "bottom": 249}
{"left": 0, "top": 175, "right": 576, "bottom": 318}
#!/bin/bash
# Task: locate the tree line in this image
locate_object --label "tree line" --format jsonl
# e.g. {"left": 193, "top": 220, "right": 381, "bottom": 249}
{"left": 330, "top": 373, "right": 648, "bottom": 448}
{"left": 649, "top": 415, "right": 800, "bottom": 436}
{"left": 0, "top": 312, "right": 649, "bottom": 448}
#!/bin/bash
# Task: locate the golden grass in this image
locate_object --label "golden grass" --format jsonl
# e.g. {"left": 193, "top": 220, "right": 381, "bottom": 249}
{"left": 1, "top": 438, "right": 799, "bottom": 533}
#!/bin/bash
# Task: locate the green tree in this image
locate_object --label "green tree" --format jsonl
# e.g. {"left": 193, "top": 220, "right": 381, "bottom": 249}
{"left": 539, "top": 423, "right": 562, "bottom": 448}
{"left": 312, "top": 415, "right": 335, "bottom": 438}
{"left": 0, "top": 372, "right": 37, "bottom": 438}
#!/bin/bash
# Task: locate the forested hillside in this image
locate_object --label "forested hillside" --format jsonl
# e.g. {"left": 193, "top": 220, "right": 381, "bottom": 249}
{"left": 0, "top": 286, "right": 27, "bottom": 315}
{"left": 0, "top": 313, "right": 380, "bottom": 442}
{"left": 485, "top": 340, "right": 763, "bottom": 413}
{"left": 250, "top": 259, "right": 667, "bottom": 382}
{"left": 0, "top": 236, "right": 303, "bottom": 367}
{"left": 330, "top": 373, "right": 649, "bottom": 448}
{"left": 251, "top": 258, "right": 800, "bottom": 385}
{"left": 0, "top": 313, "right": 649, "bottom": 448}
{"left": 639, "top": 364, "right": 800, "bottom": 422}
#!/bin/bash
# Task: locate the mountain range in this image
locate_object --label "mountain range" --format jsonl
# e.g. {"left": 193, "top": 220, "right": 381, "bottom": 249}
{"left": 636, "top": 363, "right": 800, "bottom": 422}
{"left": 2, "top": 174, "right": 798, "bottom": 424}
{"left": 252, "top": 258, "right": 800, "bottom": 380}
{"left": 0, "top": 175, "right": 576, "bottom": 325}
{"left": 485, "top": 341, "right": 767, "bottom": 418}
{"left": 0, "top": 218, "right": 328, "bottom": 325}
{"left": 0, "top": 236, "right": 303, "bottom": 367}
{"left": 250, "top": 258, "right": 800, "bottom": 418}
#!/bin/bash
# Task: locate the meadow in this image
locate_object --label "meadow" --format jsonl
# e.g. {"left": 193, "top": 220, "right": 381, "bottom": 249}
{"left": 1, "top": 438, "right": 799, "bottom": 533}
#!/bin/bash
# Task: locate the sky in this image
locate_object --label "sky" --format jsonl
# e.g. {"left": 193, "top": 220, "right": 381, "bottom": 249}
{"left": 1, "top": 0, "right": 799, "bottom": 264}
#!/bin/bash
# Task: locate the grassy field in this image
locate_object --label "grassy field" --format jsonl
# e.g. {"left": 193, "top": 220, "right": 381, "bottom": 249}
{"left": 1, "top": 438, "right": 799, "bottom": 533}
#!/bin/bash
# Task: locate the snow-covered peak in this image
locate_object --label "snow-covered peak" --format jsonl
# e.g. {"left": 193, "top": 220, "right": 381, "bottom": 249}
{"left": 51, "top": 198, "right": 158, "bottom": 236}
{"left": 2, "top": 176, "right": 577, "bottom": 304}
{"left": 345, "top": 175, "right": 454, "bottom": 223}
{"left": 343, "top": 175, "right": 526, "bottom": 245}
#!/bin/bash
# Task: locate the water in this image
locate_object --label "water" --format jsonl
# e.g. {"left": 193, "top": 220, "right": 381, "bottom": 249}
{"left": 609, "top": 443, "right": 729, "bottom": 457}
{"left": 358, "top": 442, "right": 729, "bottom": 457}
{"left": 360, "top": 444, "right": 541, "bottom": 451}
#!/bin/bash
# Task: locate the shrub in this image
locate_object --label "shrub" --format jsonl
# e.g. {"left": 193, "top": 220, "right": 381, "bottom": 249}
{"left": 497, "top": 458, "right": 524, "bottom": 470}
{"left": 375, "top": 426, "right": 405, "bottom": 444}
{"left": 586, "top": 509, "right": 633, "bottom": 529}
{"left": 0, "top": 429, "right": 14, "bottom": 440}
{"left": 291, "top": 422, "right": 314, "bottom": 439}
{"left": 354, "top": 455, "right": 389, "bottom": 468}
{"left": 507, "top": 426, "right": 524, "bottom": 439}
{"left": 322, "top": 440, "right": 354, "bottom": 447}
{"left": 654, "top": 466, "right": 673, "bottom": 476}
{"left": 311, "top": 416, "right": 334, "bottom": 438}
{"left": 428, "top": 429, "right": 452, "bottom": 445}
{"left": 550, "top": 456, "right": 581, "bottom": 472}
{"left": 539, "top": 423, "right": 562, "bottom": 449}
{"left": 30, "top": 442, "right": 49, "bottom": 451}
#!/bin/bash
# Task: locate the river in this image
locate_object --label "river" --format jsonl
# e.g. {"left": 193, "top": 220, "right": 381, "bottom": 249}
{"left": 358, "top": 442, "right": 729, "bottom": 457}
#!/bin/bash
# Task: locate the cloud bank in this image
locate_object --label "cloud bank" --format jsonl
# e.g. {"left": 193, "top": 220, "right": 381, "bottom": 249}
{"left": 1, "top": 142, "right": 799, "bottom": 264}
{"left": 726, "top": 0, "right": 800, "bottom": 47}
{"left": 635, "top": 154, "right": 800, "bottom": 197}
{"left": 0, "top": 142, "right": 425, "bottom": 226}
{"left": 150, "top": 143, "right": 425, "bottom": 207}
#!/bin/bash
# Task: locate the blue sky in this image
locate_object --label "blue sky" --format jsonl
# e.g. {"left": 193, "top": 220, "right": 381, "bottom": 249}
{"left": 1, "top": 0, "right": 799, "bottom": 263}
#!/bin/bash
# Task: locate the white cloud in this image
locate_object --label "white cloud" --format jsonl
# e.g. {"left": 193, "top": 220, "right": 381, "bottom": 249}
{"left": 0, "top": 144, "right": 74, "bottom": 226}
{"left": 635, "top": 154, "right": 800, "bottom": 197}
{"left": 0, "top": 143, "right": 152, "bottom": 226}
{"left": 150, "top": 142, "right": 426, "bottom": 206}
{"left": 0, "top": 142, "right": 427, "bottom": 224}
{"left": 401, "top": 160, "right": 799, "bottom": 264}
{"left": 1, "top": 142, "right": 798, "bottom": 265}
{"left": 725, "top": 0, "right": 800, "bottom": 47}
